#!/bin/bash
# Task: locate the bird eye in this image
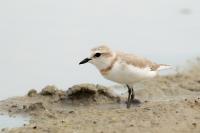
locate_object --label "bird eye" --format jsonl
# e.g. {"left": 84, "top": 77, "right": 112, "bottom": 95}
{"left": 94, "top": 53, "right": 101, "bottom": 58}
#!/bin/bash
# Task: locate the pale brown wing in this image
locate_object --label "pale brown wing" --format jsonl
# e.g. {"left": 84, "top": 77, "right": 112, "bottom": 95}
{"left": 116, "top": 52, "right": 160, "bottom": 71}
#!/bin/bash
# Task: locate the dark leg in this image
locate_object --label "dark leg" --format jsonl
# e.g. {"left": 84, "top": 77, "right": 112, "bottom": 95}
{"left": 126, "top": 85, "right": 132, "bottom": 108}
{"left": 130, "top": 88, "right": 135, "bottom": 102}
{"left": 126, "top": 85, "right": 135, "bottom": 108}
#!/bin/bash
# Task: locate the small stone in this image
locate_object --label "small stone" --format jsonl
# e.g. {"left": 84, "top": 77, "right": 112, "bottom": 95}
{"left": 27, "top": 89, "right": 37, "bottom": 97}
{"left": 93, "top": 121, "right": 97, "bottom": 124}
{"left": 195, "top": 100, "right": 198, "bottom": 104}
{"left": 23, "top": 105, "right": 27, "bottom": 109}
{"left": 129, "top": 124, "right": 134, "bottom": 127}
{"left": 185, "top": 99, "right": 188, "bottom": 101}
{"left": 68, "top": 111, "right": 74, "bottom": 114}
{"left": 144, "top": 107, "right": 151, "bottom": 111}
{"left": 192, "top": 123, "right": 197, "bottom": 127}
{"left": 33, "top": 126, "right": 37, "bottom": 129}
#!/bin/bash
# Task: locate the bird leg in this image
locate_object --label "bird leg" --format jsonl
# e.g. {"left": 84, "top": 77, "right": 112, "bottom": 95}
{"left": 130, "top": 87, "right": 135, "bottom": 102}
{"left": 126, "top": 85, "right": 135, "bottom": 108}
{"left": 127, "top": 86, "right": 131, "bottom": 108}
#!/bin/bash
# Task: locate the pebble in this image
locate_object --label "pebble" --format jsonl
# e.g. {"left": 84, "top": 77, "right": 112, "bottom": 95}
{"left": 68, "top": 111, "right": 75, "bottom": 114}
{"left": 129, "top": 124, "right": 134, "bottom": 127}
{"left": 185, "top": 99, "right": 188, "bottom": 101}
{"left": 192, "top": 123, "right": 197, "bottom": 127}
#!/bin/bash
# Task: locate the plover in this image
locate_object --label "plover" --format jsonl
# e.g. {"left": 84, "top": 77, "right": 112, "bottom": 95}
{"left": 79, "top": 45, "right": 172, "bottom": 108}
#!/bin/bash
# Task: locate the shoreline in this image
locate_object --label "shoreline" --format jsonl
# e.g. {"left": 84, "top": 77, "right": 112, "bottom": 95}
{"left": 0, "top": 59, "right": 200, "bottom": 133}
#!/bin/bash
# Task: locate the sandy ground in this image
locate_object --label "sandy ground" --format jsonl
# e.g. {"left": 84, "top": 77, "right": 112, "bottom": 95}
{"left": 0, "top": 58, "right": 200, "bottom": 133}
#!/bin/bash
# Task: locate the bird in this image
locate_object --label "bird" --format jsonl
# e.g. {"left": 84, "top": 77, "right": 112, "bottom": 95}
{"left": 79, "top": 44, "right": 172, "bottom": 108}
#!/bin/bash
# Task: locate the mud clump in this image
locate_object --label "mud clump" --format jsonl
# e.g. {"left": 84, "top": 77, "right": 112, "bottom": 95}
{"left": 27, "top": 102, "right": 45, "bottom": 111}
{"left": 19, "top": 84, "right": 121, "bottom": 113}
{"left": 39, "top": 85, "right": 67, "bottom": 100}
{"left": 27, "top": 89, "right": 37, "bottom": 97}
{"left": 40, "top": 85, "right": 57, "bottom": 96}
{"left": 66, "top": 84, "right": 121, "bottom": 105}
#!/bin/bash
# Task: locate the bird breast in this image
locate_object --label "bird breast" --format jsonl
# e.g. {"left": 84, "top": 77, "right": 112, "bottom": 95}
{"left": 101, "top": 60, "right": 158, "bottom": 84}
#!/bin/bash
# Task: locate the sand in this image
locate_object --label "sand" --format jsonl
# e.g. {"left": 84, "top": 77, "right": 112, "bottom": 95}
{"left": 0, "top": 58, "right": 200, "bottom": 133}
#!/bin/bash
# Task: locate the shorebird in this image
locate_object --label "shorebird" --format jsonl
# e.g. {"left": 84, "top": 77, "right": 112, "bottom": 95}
{"left": 79, "top": 45, "right": 172, "bottom": 108}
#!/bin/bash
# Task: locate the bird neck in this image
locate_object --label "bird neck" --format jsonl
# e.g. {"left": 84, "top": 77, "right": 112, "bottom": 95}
{"left": 100, "top": 54, "right": 117, "bottom": 75}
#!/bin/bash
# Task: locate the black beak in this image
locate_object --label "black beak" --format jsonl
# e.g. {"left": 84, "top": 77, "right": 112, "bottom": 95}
{"left": 79, "top": 58, "right": 92, "bottom": 65}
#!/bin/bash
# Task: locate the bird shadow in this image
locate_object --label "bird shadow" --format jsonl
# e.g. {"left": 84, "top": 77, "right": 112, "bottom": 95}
{"left": 125, "top": 98, "right": 142, "bottom": 108}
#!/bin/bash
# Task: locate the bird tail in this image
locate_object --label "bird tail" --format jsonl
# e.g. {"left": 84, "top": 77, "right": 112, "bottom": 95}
{"left": 157, "top": 64, "right": 173, "bottom": 71}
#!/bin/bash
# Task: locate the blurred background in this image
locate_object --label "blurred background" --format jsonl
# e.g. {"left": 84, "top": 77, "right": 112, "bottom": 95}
{"left": 0, "top": 0, "right": 200, "bottom": 100}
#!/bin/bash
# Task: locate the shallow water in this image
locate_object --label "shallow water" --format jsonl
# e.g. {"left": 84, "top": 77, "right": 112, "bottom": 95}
{"left": 0, "top": 114, "right": 29, "bottom": 130}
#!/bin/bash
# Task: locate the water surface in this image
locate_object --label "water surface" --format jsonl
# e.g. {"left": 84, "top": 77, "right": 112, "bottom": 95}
{"left": 0, "top": 114, "right": 29, "bottom": 130}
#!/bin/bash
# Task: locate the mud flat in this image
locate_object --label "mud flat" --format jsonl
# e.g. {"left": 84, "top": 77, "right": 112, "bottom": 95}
{"left": 0, "top": 58, "right": 200, "bottom": 133}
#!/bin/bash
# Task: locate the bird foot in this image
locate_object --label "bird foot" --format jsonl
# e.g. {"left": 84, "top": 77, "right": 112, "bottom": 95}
{"left": 126, "top": 99, "right": 141, "bottom": 108}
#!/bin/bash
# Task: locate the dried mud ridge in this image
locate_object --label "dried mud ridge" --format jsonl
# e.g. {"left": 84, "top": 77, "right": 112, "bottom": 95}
{"left": 0, "top": 84, "right": 122, "bottom": 116}
{"left": 0, "top": 58, "right": 200, "bottom": 133}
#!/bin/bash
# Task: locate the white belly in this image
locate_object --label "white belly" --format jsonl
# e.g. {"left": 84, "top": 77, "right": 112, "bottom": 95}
{"left": 102, "top": 62, "right": 158, "bottom": 85}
